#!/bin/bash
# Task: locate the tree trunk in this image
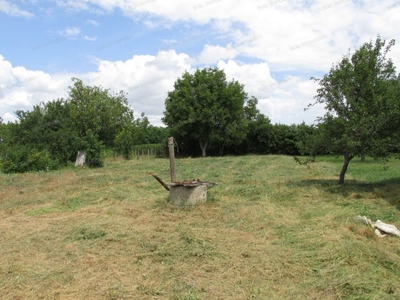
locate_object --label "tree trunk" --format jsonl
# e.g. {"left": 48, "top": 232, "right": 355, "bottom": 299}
{"left": 199, "top": 140, "right": 208, "bottom": 157}
{"left": 219, "top": 145, "right": 225, "bottom": 156}
{"left": 361, "top": 153, "right": 366, "bottom": 162}
{"left": 75, "top": 150, "right": 86, "bottom": 166}
{"left": 338, "top": 152, "right": 354, "bottom": 184}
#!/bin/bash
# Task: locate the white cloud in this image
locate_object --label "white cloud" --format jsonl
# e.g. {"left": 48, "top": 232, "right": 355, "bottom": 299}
{"left": 110, "top": 0, "right": 398, "bottom": 72}
{"left": 217, "top": 60, "right": 275, "bottom": 97}
{"left": 263, "top": 79, "right": 325, "bottom": 125}
{"left": 0, "top": 56, "right": 72, "bottom": 122}
{"left": 197, "top": 44, "right": 237, "bottom": 64}
{"left": 56, "top": 0, "right": 90, "bottom": 12}
{"left": 0, "top": 0, "right": 34, "bottom": 18}
{"left": 215, "top": 60, "right": 305, "bottom": 123}
{"left": 162, "top": 38, "right": 178, "bottom": 45}
{"left": 86, "top": 19, "right": 99, "bottom": 26}
{"left": 0, "top": 51, "right": 191, "bottom": 125}
{"left": 93, "top": 50, "right": 192, "bottom": 124}
{"left": 0, "top": 55, "right": 14, "bottom": 83}
{"left": 84, "top": 35, "right": 97, "bottom": 41}
{"left": 58, "top": 26, "right": 81, "bottom": 37}
{"left": 212, "top": 59, "right": 326, "bottom": 124}
{"left": 2, "top": 112, "right": 17, "bottom": 123}
{"left": 50, "top": 1, "right": 399, "bottom": 73}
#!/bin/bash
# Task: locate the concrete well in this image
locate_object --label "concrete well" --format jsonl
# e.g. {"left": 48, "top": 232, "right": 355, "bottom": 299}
{"left": 169, "top": 185, "right": 208, "bottom": 206}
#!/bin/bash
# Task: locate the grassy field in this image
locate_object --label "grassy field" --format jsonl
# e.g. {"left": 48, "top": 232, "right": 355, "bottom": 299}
{"left": 1, "top": 155, "right": 400, "bottom": 299}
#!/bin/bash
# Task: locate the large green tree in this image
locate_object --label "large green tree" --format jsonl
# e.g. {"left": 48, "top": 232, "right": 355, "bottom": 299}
{"left": 67, "top": 78, "right": 134, "bottom": 148}
{"left": 13, "top": 99, "right": 79, "bottom": 164}
{"left": 0, "top": 101, "right": 74, "bottom": 173}
{"left": 163, "top": 67, "right": 248, "bottom": 156}
{"left": 310, "top": 36, "right": 400, "bottom": 184}
{"left": 1, "top": 78, "right": 139, "bottom": 172}
{"left": 67, "top": 78, "right": 136, "bottom": 166}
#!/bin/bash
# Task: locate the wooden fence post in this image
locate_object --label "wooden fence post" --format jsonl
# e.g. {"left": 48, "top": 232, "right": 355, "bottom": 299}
{"left": 168, "top": 137, "right": 176, "bottom": 182}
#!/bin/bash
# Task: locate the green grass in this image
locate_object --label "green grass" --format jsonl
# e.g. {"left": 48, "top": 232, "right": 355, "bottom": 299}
{"left": 1, "top": 155, "right": 400, "bottom": 299}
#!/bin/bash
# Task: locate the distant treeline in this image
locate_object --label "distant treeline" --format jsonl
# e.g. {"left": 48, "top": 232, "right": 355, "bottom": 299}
{"left": 170, "top": 122, "right": 325, "bottom": 157}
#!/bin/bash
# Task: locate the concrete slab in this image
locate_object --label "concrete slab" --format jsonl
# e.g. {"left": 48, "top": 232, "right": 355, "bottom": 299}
{"left": 169, "top": 185, "right": 208, "bottom": 206}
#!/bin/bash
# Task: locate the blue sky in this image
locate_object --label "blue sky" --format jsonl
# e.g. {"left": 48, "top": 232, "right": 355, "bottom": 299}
{"left": 1, "top": 0, "right": 399, "bottom": 125}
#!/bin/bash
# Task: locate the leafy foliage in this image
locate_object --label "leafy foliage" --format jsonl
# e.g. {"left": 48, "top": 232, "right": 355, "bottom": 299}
{"left": 80, "top": 129, "right": 104, "bottom": 168}
{"left": 310, "top": 36, "right": 400, "bottom": 183}
{"left": 0, "top": 78, "right": 139, "bottom": 173}
{"left": 1, "top": 147, "right": 58, "bottom": 173}
{"left": 295, "top": 122, "right": 325, "bottom": 157}
{"left": 237, "top": 97, "right": 274, "bottom": 154}
{"left": 163, "top": 67, "right": 248, "bottom": 156}
{"left": 67, "top": 78, "right": 135, "bottom": 149}
{"left": 114, "top": 125, "right": 142, "bottom": 159}
{"left": 142, "top": 125, "right": 169, "bottom": 144}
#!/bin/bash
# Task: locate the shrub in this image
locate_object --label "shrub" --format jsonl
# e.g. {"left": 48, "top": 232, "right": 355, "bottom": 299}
{"left": 1, "top": 147, "right": 59, "bottom": 173}
{"left": 84, "top": 131, "right": 104, "bottom": 168}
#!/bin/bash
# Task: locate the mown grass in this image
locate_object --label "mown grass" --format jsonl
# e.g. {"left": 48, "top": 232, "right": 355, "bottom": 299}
{"left": 1, "top": 155, "right": 400, "bottom": 299}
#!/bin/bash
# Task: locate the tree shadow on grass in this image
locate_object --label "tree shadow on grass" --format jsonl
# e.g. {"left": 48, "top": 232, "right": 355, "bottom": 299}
{"left": 296, "top": 178, "right": 400, "bottom": 211}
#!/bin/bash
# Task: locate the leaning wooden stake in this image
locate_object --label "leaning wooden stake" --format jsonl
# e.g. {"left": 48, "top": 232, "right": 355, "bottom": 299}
{"left": 151, "top": 174, "right": 170, "bottom": 191}
{"left": 168, "top": 137, "right": 176, "bottom": 182}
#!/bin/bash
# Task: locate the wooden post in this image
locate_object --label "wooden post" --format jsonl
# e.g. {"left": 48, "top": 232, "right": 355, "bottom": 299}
{"left": 168, "top": 137, "right": 176, "bottom": 182}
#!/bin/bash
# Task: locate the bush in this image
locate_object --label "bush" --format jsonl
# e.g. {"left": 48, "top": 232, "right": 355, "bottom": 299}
{"left": 83, "top": 130, "right": 104, "bottom": 168}
{"left": 114, "top": 128, "right": 135, "bottom": 159}
{"left": 1, "top": 147, "right": 59, "bottom": 173}
{"left": 85, "top": 149, "right": 103, "bottom": 168}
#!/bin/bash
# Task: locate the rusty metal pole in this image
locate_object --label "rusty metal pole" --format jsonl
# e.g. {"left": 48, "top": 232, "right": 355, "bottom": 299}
{"left": 168, "top": 137, "right": 176, "bottom": 182}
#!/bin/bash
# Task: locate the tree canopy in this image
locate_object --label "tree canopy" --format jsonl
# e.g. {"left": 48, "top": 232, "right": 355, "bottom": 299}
{"left": 310, "top": 36, "right": 400, "bottom": 184}
{"left": 0, "top": 78, "right": 140, "bottom": 172}
{"left": 68, "top": 78, "right": 134, "bottom": 149}
{"left": 163, "top": 67, "right": 248, "bottom": 156}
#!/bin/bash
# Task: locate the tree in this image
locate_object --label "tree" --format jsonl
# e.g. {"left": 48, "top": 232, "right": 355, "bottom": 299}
{"left": 1, "top": 78, "right": 139, "bottom": 172}
{"left": 310, "top": 36, "right": 399, "bottom": 184}
{"left": 269, "top": 124, "right": 300, "bottom": 155}
{"left": 114, "top": 124, "right": 143, "bottom": 159}
{"left": 238, "top": 97, "right": 274, "bottom": 154}
{"left": 67, "top": 78, "right": 135, "bottom": 165}
{"left": 163, "top": 67, "right": 248, "bottom": 156}
{"left": 0, "top": 106, "right": 63, "bottom": 173}
{"left": 142, "top": 125, "right": 169, "bottom": 144}
{"left": 68, "top": 78, "right": 134, "bottom": 148}
{"left": 2, "top": 99, "right": 81, "bottom": 172}
{"left": 295, "top": 122, "right": 325, "bottom": 157}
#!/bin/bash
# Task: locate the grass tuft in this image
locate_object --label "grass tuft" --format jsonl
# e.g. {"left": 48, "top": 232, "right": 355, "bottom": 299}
{"left": 74, "top": 226, "right": 107, "bottom": 240}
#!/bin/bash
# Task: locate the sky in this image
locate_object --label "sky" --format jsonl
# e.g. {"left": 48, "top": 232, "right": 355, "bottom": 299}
{"left": 0, "top": 0, "right": 399, "bottom": 126}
